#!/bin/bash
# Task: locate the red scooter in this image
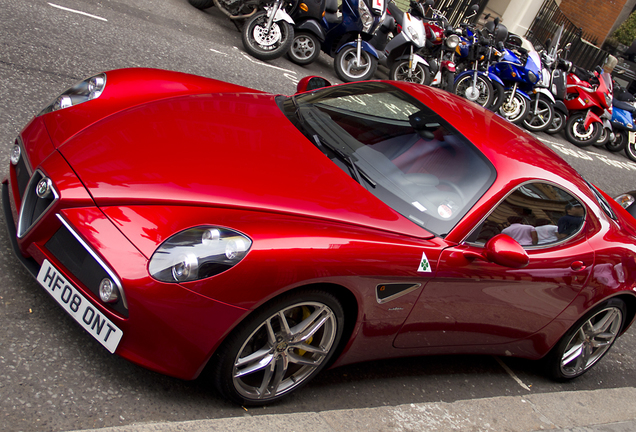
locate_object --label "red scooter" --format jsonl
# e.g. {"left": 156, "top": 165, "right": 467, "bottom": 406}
{"left": 563, "top": 65, "right": 613, "bottom": 147}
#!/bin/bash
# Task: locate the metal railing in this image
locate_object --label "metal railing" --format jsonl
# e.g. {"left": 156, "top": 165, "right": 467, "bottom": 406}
{"left": 525, "top": 0, "right": 608, "bottom": 71}
{"left": 392, "top": 0, "right": 487, "bottom": 27}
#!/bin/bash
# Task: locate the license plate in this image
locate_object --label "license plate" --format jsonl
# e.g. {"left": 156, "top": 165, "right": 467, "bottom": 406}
{"left": 37, "top": 260, "right": 123, "bottom": 353}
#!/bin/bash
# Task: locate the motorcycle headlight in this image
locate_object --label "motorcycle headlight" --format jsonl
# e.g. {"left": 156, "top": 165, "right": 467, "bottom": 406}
{"left": 445, "top": 34, "right": 460, "bottom": 49}
{"left": 359, "top": 0, "right": 374, "bottom": 32}
{"left": 527, "top": 71, "right": 538, "bottom": 84}
{"left": 407, "top": 26, "right": 423, "bottom": 45}
{"left": 149, "top": 226, "right": 252, "bottom": 283}
{"left": 614, "top": 193, "right": 635, "bottom": 209}
{"left": 39, "top": 73, "right": 106, "bottom": 115}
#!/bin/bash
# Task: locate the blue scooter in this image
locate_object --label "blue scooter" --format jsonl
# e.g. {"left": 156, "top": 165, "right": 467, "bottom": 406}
{"left": 287, "top": 0, "right": 391, "bottom": 82}
{"left": 607, "top": 86, "right": 636, "bottom": 154}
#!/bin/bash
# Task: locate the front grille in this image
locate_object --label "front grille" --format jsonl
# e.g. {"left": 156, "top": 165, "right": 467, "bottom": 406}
{"left": 46, "top": 220, "right": 128, "bottom": 317}
{"left": 17, "top": 170, "right": 58, "bottom": 238}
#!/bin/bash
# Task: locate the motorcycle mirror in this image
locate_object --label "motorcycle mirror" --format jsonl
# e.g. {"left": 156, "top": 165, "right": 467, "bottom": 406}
{"left": 494, "top": 17, "right": 499, "bottom": 25}
{"left": 424, "top": 0, "right": 434, "bottom": 7}
{"left": 296, "top": 76, "right": 332, "bottom": 93}
{"left": 545, "top": 37, "right": 552, "bottom": 50}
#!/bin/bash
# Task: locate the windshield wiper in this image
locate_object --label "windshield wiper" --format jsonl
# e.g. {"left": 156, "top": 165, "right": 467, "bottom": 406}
{"left": 312, "top": 135, "right": 376, "bottom": 188}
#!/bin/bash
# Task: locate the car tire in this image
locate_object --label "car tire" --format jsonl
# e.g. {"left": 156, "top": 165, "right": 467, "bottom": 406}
{"left": 544, "top": 298, "right": 625, "bottom": 381}
{"left": 389, "top": 60, "right": 431, "bottom": 85}
{"left": 287, "top": 32, "right": 321, "bottom": 65}
{"left": 565, "top": 111, "right": 601, "bottom": 147}
{"left": 334, "top": 46, "right": 378, "bottom": 82}
{"left": 188, "top": 0, "right": 215, "bottom": 9}
{"left": 213, "top": 290, "right": 345, "bottom": 405}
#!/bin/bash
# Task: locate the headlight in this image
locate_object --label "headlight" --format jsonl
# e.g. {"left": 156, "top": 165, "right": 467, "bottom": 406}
{"left": 149, "top": 226, "right": 252, "bottom": 283}
{"left": 359, "top": 0, "right": 374, "bottom": 32}
{"left": 39, "top": 73, "right": 106, "bottom": 115}
{"left": 445, "top": 34, "right": 460, "bottom": 49}
{"left": 527, "top": 71, "right": 538, "bottom": 84}
{"left": 614, "top": 193, "right": 635, "bottom": 209}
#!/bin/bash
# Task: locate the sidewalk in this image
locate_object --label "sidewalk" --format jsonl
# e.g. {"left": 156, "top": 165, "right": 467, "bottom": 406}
{"left": 68, "top": 387, "right": 636, "bottom": 432}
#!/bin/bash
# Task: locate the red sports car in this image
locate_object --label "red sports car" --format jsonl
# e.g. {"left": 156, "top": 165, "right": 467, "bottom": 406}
{"left": 3, "top": 68, "right": 636, "bottom": 405}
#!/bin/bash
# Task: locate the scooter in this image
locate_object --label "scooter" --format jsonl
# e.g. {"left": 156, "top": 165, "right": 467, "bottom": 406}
{"left": 286, "top": 0, "right": 389, "bottom": 82}
{"left": 382, "top": 0, "right": 431, "bottom": 84}
{"left": 284, "top": 0, "right": 327, "bottom": 65}
{"left": 607, "top": 83, "right": 636, "bottom": 154}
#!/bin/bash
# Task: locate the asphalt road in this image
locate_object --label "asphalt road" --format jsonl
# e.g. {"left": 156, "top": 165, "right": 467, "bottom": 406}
{"left": 1, "top": 1, "right": 636, "bottom": 431}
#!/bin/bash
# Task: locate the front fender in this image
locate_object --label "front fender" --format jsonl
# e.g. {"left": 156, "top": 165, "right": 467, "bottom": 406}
{"left": 272, "top": 7, "right": 295, "bottom": 24}
{"left": 535, "top": 88, "right": 556, "bottom": 103}
{"left": 584, "top": 110, "right": 602, "bottom": 129}
{"left": 394, "top": 54, "right": 429, "bottom": 68}
{"left": 553, "top": 100, "right": 568, "bottom": 116}
{"left": 336, "top": 40, "right": 379, "bottom": 59}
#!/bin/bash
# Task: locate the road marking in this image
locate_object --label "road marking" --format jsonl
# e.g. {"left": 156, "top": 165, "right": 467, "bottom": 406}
{"left": 284, "top": 73, "right": 299, "bottom": 85}
{"left": 541, "top": 139, "right": 636, "bottom": 171}
{"left": 48, "top": 3, "right": 108, "bottom": 21}
{"left": 233, "top": 47, "right": 297, "bottom": 73}
{"left": 209, "top": 48, "right": 228, "bottom": 56}
{"left": 494, "top": 356, "right": 531, "bottom": 391}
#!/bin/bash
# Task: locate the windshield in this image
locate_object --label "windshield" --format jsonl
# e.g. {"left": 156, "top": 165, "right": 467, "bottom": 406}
{"left": 282, "top": 82, "right": 496, "bottom": 236}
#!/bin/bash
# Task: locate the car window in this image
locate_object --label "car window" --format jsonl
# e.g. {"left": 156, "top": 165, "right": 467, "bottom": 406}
{"left": 466, "top": 182, "right": 585, "bottom": 247}
{"left": 284, "top": 83, "right": 496, "bottom": 236}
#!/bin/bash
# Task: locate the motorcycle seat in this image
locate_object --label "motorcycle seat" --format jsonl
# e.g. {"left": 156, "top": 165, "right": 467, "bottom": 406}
{"left": 613, "top": 98, "right": 636, "bottom": 113}
{"left": 325, "top": 11, "right": 342, "bottom": 24}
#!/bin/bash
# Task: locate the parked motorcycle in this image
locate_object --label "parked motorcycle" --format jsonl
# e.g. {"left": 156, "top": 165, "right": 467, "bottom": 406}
{"left": 286, "top": 0, "right": 389, "bottom": 82}
{"left": 562, "top": 65, "right": 612, "bottom": 147}
{"left": 241, "top": 0, "right": 297, "bottom": 60}
{"left": 383, "top": 0, "right": 431, "bottom": 84}
{"left": 452, "top": 6, "right": 505, "bottom": 109}
{"left": 606, "top": 83, "right": 636, "bottom": 153}
{"left": 332, "top": 0, "right": 390, "bottom": 82}
{"left": 286, "top": 0, "right": 327, "bottom": 65}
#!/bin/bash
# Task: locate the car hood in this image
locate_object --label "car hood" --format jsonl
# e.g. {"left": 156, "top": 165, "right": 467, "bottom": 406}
{"left": 58, "top": 91, "right": 430, "bottom": 238}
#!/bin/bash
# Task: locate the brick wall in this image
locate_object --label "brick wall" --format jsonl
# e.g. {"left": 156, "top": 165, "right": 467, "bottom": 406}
{"left": 559, "top": 0, "right": 628, "bottom": 44}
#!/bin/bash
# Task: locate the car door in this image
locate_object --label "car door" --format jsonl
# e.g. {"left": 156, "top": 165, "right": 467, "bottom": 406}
{"left": 394, "top": 181, "right": 595, "bottom": 349}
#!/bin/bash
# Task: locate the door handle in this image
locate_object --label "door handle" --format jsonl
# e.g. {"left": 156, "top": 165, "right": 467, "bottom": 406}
{"left": 571, "top": 261, "right": 587, "bottom": 271}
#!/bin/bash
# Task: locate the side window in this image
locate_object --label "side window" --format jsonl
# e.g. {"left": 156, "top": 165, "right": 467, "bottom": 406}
{"left": 467, "top": 183, "right": 586, "bottom": 247}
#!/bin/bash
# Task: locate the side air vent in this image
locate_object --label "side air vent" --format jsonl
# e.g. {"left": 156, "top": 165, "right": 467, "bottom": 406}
{"left": 17, "top": 170, "right": 58, "bottom": 238}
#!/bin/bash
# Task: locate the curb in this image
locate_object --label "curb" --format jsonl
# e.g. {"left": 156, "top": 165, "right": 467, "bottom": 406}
{"left": 66, "top": 387, "right": 636, "bottom": 432}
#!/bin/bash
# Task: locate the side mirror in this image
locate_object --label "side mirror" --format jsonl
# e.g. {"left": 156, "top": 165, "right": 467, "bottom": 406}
{"left": 296, "top": 76, "right": 332, "bottom": 93}
{"left": 425, "top": 0, "right": 434, "bottom": 7}
{"left": 463, "top": 234, "right": 529, "bottom": 268}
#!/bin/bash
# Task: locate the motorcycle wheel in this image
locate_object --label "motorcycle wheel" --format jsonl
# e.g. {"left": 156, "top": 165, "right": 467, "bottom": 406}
{"left": 453, "top": 73, "right": 493, "bottom": 108}
{"left": 287, "top": 32, "right": 321, "bottom": 65}
{"left": 489, "top": 80, "right": 505, "bottom": 113}
{"left": 607, "top": 129, "right": 628, "bottom": 152}
{"left": 625, "top": 139, "right": 636, "bottom": 161}
{"left": 498, "top": 90, "right": 530, "bottom": 124}
{"left": 242, "top": 11, "right": 294, "bottom": 61}
{"left": 334, "top": 46, "right": 378, "bottom": 82}
{"left": 389, "top": 60, "right": 431, "bottom": 85}
{"left": 565, "top": 111, "right": 601, "bottom": 147}
{"left": 546, "top": 111, "right": 567, "bottom": 135}
{"left": 594, "top": 127, "right": 611, "bottom": 147}
{"left": 522, "top": 95, "right": 554, "bottom": 133}
{"left": 442, "top": 71, "right": 455, "bottom": 93}
{"left": 188, "top": 0, "right": 215, "bottom": 9}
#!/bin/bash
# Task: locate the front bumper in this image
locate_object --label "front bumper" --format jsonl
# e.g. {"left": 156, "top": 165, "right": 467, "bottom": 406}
{"left": 3, "top": 131, "right": 248, "bottom": 380}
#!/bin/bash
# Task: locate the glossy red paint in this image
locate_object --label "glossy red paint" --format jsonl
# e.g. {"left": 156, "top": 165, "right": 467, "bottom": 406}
{"left": 4, "top": 68, "right": 636, "bottom": 393}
